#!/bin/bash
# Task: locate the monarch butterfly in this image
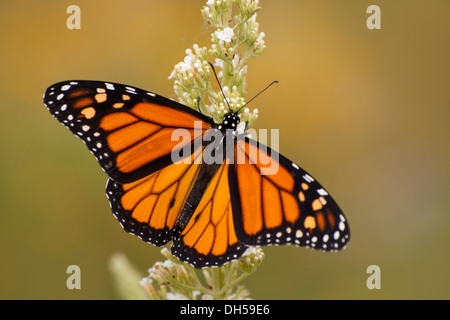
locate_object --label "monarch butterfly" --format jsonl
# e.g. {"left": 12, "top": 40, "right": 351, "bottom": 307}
{"left": 44, "top": 80, "right": 350, "bottom": 268}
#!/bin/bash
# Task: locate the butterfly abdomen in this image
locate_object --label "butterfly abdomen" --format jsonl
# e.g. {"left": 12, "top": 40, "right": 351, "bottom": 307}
{"left": 176, "top": 162, "right": 222, "bottom": 230}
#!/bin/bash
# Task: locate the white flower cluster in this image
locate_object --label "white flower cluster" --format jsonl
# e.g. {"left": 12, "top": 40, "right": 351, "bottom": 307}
{"left": 215, "top": 27, "right": 234, "bottom": 43}
{"left": 139, "top": 247, "right": 262, "bottom": 300}
{"left": 239, "top": 246, "right": 265, "bottom": 272}
{"left": 169, "top": 0, "right": 265, "bottom": 127}
{"left": 109, "top": 1, "right": 268, "bottom": 301}
{"left": 168, "top": 44, "right": 212, "bottom": 115}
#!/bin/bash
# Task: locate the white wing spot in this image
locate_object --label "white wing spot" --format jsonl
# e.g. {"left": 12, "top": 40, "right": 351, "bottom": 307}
{"left": 125, "top": 86, "right": 137, "bottom": 94}
{"left": 61, "top": 85, "right": 71, "bottom": 91}
{"left": 317, "top": 188, "right": 328, "bottom": 196}
{"left": 333, "top": 230, "right": 340, "bottom": 240}
{"left": 292, "top": 163, "right": 299, "bottom": 170}
{"left": 105, "top": 83, "right": 115, "bottom": 90}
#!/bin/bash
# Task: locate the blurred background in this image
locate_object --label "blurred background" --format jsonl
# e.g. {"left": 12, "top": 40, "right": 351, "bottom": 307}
{"left": 1, "top": 0, "right": 449, "bottom": 299}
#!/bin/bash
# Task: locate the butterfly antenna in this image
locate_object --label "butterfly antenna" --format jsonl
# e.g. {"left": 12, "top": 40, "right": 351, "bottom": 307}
{"left": 244, "top": 120, "right": 249, "bottom": 132}
{"left": 208, "top": 62, "right": 231, "bottom": 112}
{"left": 238, "top": 80, "right": 279, "bottom": 114}
{"left": 196, "top": 96, "right": 207, "bottom": 116}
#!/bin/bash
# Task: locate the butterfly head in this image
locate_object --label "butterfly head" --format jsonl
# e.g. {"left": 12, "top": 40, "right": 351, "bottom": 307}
{"left": 217, "top": 111, "right": 240, "bottom": 132}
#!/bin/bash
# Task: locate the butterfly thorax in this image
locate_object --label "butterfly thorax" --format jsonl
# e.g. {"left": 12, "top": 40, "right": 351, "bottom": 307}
{"left": 217, "top": 112, "right": 240, "bottom": 132}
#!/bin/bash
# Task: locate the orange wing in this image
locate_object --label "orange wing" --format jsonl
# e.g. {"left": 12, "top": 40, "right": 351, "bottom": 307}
{"left": 172, "top": 160, "right": 247, "bottom": 268}
{"left": 107, "top": 146, "right": 204, "bottom": 245}
{"left": 229, "top": 137, "right": 350, "bottom": 251}
{"left": 44, "top": 81, "right": 213, "bottom": 183}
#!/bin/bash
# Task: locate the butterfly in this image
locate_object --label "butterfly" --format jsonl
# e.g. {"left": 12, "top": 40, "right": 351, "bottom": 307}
{"left": 43, "top": 80, "right": 350, "bottom": 268}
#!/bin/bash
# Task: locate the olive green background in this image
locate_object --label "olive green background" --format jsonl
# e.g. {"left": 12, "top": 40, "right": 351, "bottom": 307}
{"left": 1, "top": 0, "right": 449, "bottom": 299}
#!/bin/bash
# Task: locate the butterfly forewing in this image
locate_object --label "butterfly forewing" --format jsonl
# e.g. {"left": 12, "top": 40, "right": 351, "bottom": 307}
{"left": 43, "top": 80, "right": 213, "bottom": 183}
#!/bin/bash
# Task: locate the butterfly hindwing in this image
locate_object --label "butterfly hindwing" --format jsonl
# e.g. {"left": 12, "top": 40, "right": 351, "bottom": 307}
{"left": 230, "top": 137, "right": 350, "bottom": 251}
{"left": 44, "top": 80, "right": 213, "bottom": 183}
{"left": 106, "top": 145, "right": 205, "bottom": 245}
{"left": 172, "top": 161, "right": 248, "bottom": 268}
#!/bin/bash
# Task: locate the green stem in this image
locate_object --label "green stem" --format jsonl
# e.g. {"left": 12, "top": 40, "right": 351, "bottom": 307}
{"left": 222, "top": 61, "right": 233, "bottom": 92}
{"left": 212, "top": 267, "right": 223, "bottom": 299}
{"left": 223, "top": 3, "right": 232, "bottom": 28}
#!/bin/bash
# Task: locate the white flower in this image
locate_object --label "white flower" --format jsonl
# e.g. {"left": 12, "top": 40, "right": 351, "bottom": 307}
{"left": 162, "top": 259, "right": 174, "bottom": 268}
{"left": 232, "top": 54, "right": 240, "bottom": 68}
{"left": 256, "top": 32, "right": 265, "bottom": 44}
{"left": 139, "top": 277, "right": 153, "bottom": 288}
{"left": 214, "top": 58, "right": 224, "bottom": 69}
{"left": 222, "top": 86, "right": 230, "bottom": 97}
{"left": 206, "top": 0, "right": 215, "bottom": 7}
{"left": 166, "top": 292, "right": 189, "bottom": 300}
{"left": 215, "top": 27, "right": 234, "bottom": 42}
{"left": 192, "top": 43, "right": 202, "bottom": 56}
{"left": 183, "top": 56, "right": 193, "bottom": 71}
{"left": 257, "top": 32, "right": 265, "bottom": 41}
{"left": 236, "top": 121, "right": 247, "bottom": 135}
{"left": 208, "top": 105, "right": 216, "bottom": 114}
